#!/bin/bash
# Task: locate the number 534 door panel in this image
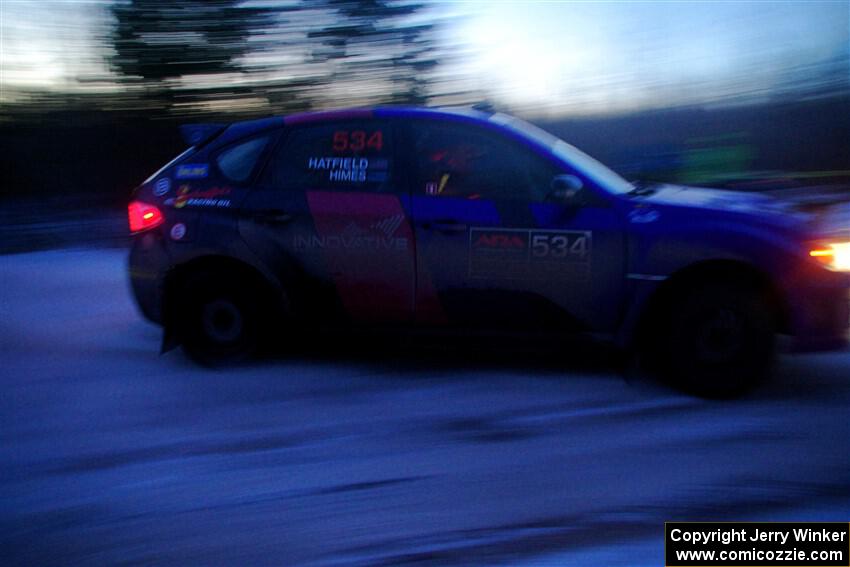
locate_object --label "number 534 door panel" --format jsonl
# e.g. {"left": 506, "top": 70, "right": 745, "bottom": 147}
{"left": 402, "top": 118, "right": 627, "bottom": 333}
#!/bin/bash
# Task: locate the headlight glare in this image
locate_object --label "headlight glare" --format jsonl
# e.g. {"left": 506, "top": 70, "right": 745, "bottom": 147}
{"left": 809, "top": 241, "right": 850, "bottom": 271}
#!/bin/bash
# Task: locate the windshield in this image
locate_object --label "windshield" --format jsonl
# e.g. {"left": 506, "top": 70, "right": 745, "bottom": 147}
{"left": 490, "top": 114, "right": 634, "bottom": 195}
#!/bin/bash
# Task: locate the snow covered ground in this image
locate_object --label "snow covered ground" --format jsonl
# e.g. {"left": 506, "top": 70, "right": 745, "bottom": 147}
{"left": 1, "top": 248, "right": 849, "bottom": 566}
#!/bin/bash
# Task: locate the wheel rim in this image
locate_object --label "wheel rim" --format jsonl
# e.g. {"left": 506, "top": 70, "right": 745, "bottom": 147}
{"left": 694, "top": 307, "right": 745, "bottom": 363}
{"left": 201, "top": 299, "right": 244, "bottom": 344}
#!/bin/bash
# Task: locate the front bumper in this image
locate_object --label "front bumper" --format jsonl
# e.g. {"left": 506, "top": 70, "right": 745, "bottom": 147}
{"left": 787, "top": 284, "right": 850, "bottom": 352}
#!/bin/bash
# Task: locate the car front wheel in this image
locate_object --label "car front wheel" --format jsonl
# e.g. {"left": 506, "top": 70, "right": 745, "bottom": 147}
{"left": 658, "top": 280, "right": 776, "bottom": 397}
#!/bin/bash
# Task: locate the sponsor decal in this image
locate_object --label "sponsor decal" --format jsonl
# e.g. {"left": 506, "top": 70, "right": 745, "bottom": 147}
{"left": 295, "top": 208, "right": 408, "bottom": 252}
{"left": 628, "top": 207, "right": 660, "bottom": 223}
{"left": 371, "top": 214, "right": 404, "bottom": 238}
{"left": 423, "top": 174, "right": 452, "bottom": 196}
{"left": 169, "top": 223, "right": 187, "bottom": 240}
{"left": 473, "top": 232, "right": 526, "bottom": 250}
{"left": 175, "top": 164, "right": 209, "bottom": 179}
{"left": 469, "top": 228, "right": 592, "bottom": 280}
{"left": 304, "top": 191, "right": 415, "bottom": 323}
{"left": 168, "top": 185, "right": 231, "bottom": 209}
{"left": 154, "top": 177, "right": 171, "bottom": 197}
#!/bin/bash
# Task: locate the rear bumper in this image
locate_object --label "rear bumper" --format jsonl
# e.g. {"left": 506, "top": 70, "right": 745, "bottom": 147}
{"left": 128, "top": 232, "right": 170, "bottom": 325}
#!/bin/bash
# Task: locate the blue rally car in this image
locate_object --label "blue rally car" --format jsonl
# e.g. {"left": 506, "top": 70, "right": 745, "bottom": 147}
{"left": 128, "top": 107, "right": 850, "bottom": 396}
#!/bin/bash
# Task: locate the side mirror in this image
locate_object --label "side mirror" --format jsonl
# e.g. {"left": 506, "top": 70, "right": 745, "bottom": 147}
{"left": 548, "top": 174, "right": 585, "bottom": 204}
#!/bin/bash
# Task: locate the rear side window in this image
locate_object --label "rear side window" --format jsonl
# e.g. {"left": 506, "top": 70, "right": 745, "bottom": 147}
{"left": 216, "top": 136, "right": 270, "bottom": 183}
{"left": 262, "top": 121, "right": 393, "bottom": 192}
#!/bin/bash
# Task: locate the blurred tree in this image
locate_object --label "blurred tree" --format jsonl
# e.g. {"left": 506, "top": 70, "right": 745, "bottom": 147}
{"left": 307, "top": 0, "right": 440, "bottom": 104}
{"left": 111, "top": 0, "right": 280, "bottom": 110}
{"left": 110, "top": 0, "right": 456, "bottom": 114}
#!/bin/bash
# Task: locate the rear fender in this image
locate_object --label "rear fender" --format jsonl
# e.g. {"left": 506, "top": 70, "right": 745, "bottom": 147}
{"left": 159, "top": 253, "right": 288, "bottom": 353}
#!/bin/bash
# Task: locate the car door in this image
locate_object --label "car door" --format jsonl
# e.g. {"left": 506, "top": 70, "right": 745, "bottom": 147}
{"left": 239, "top": 119, "right": 415, "bottom": 325}
{"left": 405, "top": 118, "right": 627, "bottom": 333}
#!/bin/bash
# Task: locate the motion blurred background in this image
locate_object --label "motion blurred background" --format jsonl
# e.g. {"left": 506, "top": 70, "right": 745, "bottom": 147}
{"left": 1, "top": 0, "right": 848, "bottom": 251}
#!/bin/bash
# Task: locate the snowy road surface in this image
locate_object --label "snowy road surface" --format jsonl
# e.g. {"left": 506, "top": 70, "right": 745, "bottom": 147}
{"left": 1, "top": 249, "right": 849, "bottom": 566}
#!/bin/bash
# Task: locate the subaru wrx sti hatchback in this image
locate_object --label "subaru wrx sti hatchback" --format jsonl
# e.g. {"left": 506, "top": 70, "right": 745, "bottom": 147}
{"left": 129, "top": 107, "right": 850, "bottom": 396}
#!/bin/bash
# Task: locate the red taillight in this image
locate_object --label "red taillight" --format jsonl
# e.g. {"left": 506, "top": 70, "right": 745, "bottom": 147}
{"left": 128, "top": 201, "right": 164, "bottom": 233}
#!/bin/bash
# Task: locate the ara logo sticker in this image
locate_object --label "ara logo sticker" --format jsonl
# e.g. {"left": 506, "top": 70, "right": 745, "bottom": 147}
{"left": 628, "top": 208, "right": 660, "bottom": 224}
{"left": 154, "top": 177, "right": 171, "bottom": 196}
{"left": 473, "top": 233, "right": 526, "bottom": 249}
{"left": 469, "top": 228, "right": 591, "bottom": 280}
{"left": 170, "top": 223, "right": 186, "bottom": 240}
{"left": 175, "top": 164, "right": 209, "bottom": 179}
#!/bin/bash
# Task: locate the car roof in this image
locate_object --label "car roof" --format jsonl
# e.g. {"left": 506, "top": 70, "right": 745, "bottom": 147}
{"left": 283, "top": 106, "right": 494, "bottom": 125}
{"left": 217, "top": 106, "right": 495, "bottom": 145}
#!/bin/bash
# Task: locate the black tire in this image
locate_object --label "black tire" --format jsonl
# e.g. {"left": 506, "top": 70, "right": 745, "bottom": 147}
{"left": 655, "top": 280, "right": 776, "bottom": 398}
{"left": 177, "top": 273, "right": 266, "bottom": 366}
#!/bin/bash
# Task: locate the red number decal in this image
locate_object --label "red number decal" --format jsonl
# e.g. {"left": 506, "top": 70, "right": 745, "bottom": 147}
{"left": 367, "top": 131, "right": 383, "bottom": 151}
{"left": 332, "top": 131, "right": 348, "bottom": 152}
{"left": 333, "top": 130, "right": 383, "bottom": 152}
{"left": 350, "top": 130, "right": 366, "bottom": 151}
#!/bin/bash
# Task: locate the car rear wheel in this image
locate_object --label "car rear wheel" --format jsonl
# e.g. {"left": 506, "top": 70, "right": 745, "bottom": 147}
{"left": 656, "top": 280, "right": 776, "bottom": 398}
{"left": 178, "top": 274, "right": 264, "bottom": 366}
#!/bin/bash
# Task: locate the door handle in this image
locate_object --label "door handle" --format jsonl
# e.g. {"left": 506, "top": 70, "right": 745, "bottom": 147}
{"left": 253, "top": 210, "right": 295, "bottom": 224}
{"left": 423, "top": 219, "right": 468, "bottom": 233}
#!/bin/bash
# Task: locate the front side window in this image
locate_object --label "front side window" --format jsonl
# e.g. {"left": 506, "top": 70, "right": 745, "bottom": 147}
{"left": 492, "top": 114, "right": 632, "bottom": 195}
{"left": 216, "top": 135, "right": 271, "bottom": 183}
{"left": 262, "top": 121, "right": 393, "bottom": 192}
{"left": 411, "top": 121, "right": 555, "bottom": 201}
